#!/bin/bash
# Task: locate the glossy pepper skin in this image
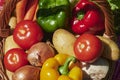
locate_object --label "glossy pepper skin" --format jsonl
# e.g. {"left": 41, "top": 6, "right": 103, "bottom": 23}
{"left": 71, "top": 0, "right": 105, "bottom": 35}
{"left": 40, "top": 53, "right": 83, "bottom": 80}
{"left": 37, "top": 0, "right": 70, "bottom": 33}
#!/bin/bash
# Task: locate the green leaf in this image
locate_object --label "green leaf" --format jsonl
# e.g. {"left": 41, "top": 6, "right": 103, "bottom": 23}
{"left": 107, "top": 0, "right": 120, "bottom": 10}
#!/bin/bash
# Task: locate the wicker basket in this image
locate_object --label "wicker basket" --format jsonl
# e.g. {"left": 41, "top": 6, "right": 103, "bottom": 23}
{"left": 0, "top": 0, "right": 118, "bottom": 80}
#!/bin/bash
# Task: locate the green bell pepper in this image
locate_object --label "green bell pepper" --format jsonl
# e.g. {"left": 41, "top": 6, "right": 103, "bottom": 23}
{"left": 37, "top": 0, "right": 70, "bottom": 33}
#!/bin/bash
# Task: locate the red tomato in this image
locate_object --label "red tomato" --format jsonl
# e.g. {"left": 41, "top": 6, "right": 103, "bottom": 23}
{"left": 74, "top": 33, "right": 102, "bottom": 63}
{"left": 13, "top": 20, "right": 43, "bottom": 50}
{"left": 4, "top": 48, "right": 29, "bottom": 72}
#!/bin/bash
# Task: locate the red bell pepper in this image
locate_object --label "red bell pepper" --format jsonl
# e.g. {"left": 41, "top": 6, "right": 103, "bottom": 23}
{"left": 71, "top": 0, "right": 105, "bottom": 35}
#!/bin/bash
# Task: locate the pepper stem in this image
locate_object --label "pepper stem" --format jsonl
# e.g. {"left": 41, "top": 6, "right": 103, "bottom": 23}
{"left": 77, "top": 11, "right": 85, "bottom": 20}
{"left": 58, "top": 56, "right": 76, "bottom": 75}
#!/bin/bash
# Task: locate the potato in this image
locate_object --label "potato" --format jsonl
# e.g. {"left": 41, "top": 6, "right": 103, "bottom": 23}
{"left": 8, "top": 16, "right": 17, "bottom": 30}
{"left": 52, "top": 29, "right": 76, "bottom": 56}
{"left": 4, "top": 35, "right": 20, "bottom": 53}
{"left": 97, "top": 36, "right": 120, "bottom": 61}
{"left": 6, "top": 70, "right": 14, "bottom": 80}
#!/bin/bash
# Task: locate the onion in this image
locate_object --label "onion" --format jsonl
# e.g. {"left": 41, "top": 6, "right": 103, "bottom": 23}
{"left": 27, "top": 42, "right": 55, "bottom": 66}
{"left": 82, "top": 58, "right": 109, "bottom": 80}
{"left": 12, "top": 65, "right": 40, "bottom": 80}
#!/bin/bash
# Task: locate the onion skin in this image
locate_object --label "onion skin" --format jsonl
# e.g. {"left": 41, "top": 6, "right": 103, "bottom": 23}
{"left": 12, "top": 65, "right": 40, "bottom": 80}
{"left": 27, "top": 42, "right": 55, "bottom": 66}
{"left": 82, "top": 58, "right": 109, "bottom": 80}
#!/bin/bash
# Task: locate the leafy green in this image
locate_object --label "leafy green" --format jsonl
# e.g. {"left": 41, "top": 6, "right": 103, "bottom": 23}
{"left": 107, "top": 0, "right": 120, "bottom": 35}
{"left": 107, "top": 0, "right": 120, "bottom": 10}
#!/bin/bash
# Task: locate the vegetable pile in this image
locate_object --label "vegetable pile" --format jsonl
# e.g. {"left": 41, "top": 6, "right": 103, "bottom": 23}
{"left": 0, "top": 0, "right": 120, "bottom": 80}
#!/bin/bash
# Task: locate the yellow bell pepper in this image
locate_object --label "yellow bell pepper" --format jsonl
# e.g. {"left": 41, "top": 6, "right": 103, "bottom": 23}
{"left": 40, "top": 53, "right": 83, "bottom": 80}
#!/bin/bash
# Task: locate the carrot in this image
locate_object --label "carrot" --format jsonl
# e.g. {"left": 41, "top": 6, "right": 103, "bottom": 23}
{"left": 16, "top": 0, "right": 28, "bottom": 23}
{"left": 33, "top": 4, "right": 39, "bottom": 21}
{"left": 24, "top": 0, "right": 38, "bottom": 21}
